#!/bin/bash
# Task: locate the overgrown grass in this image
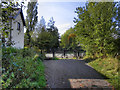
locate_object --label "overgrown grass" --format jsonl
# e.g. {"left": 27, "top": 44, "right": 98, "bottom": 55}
{"left": 86, "top": 56, "right": 120, "bottom": 89}
{"left": 2, "top": 47, "right": 46, "bottom": 88}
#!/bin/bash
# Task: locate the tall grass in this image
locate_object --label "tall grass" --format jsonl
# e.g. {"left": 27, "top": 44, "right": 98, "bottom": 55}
{"left": 87, "top": 56, "right": 119, "bottom": 89}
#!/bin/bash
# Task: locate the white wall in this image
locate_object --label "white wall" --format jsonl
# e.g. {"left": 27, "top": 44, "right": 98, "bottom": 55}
{"left": 11, "top": 14, "right": 24, "bottom": 49}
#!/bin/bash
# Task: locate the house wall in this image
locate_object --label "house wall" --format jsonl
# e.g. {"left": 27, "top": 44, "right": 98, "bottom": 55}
{"left": 11, "top": 14, "right": 24, "bottom": 49}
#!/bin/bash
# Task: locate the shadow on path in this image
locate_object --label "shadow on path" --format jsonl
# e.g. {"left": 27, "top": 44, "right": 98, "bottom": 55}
{"left": 43, "top": 59, "right": 112, "bottom": 89}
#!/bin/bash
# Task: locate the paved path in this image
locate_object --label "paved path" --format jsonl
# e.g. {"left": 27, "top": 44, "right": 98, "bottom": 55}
{"left": 43, "top": 59, "right": 113, "bottom": 89}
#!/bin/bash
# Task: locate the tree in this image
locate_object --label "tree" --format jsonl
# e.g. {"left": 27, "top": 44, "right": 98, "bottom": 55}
{"left": 47, "top": 17, "right": 59, "bottom": 52}
{"left": 25, "top": 2, "right": 38, "bottom": 47}
{"left": 31, "top": 16, "right": 46, "bottom": 42}
{"left": 39, "top": 16, "right": 46, "bottom": 29}
{"left": 46, "top": 17, "right": 60, "bottom": 57}
{"left": 35, "top": 28, "right": 53, "bottom": 53}
{"left": 35, "top": 16, "right": 46, "bottom": 34}
{"left": 114, "top": 2, "right": 120, "bottom": 56}
{"left": 74, "top": 2, "right": 119, "bottom": 58}
{"left": 47, "top": 17, "right": 55, "bottom": 29}
{"left": 32, "top": 17, "right": 59, "bottom": 57}
{"left": 60, "top": 27, "right": 81, "bottom": 57}
{"left": 60, "top": 27, "right": 77, "bottom": 50}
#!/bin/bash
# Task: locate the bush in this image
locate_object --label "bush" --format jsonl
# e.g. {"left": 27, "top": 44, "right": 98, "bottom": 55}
{"left": 2, "top": 47, "right": 46, "bottom": 88}
{"left": 22, "top": 47, "right": 35, "bottom": 57}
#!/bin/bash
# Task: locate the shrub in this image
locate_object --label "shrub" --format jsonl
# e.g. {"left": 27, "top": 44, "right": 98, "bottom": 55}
{"left": 21, "top": 47, "right": 35, "bottom": 57}
{"left": 2, "top": 47, "right": 46, "bottom": 88}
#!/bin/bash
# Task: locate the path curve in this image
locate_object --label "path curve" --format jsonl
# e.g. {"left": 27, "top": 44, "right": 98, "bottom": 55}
{"left": 43, "top": 59, "right": 112, "bottom": 89}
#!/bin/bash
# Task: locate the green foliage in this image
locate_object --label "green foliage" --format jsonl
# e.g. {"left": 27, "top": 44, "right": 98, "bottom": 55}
{"left": 22, "top": 47, "right": 35, "bottom": 57}
{"left": 47, "top": 17, "right": 60, "bottom": 50}
{"left": 36, "top": 30, "right": 54, "bottom": 50}
{"left": 2, "top": 47, "right": 46, "bottom": 88}
{"left": 60, "top": 28, "right": 71, "bottom": 49}
{"left": 60, "top": 27, "right": 77, "bottom": 50}
{"left": 74, "top": 2, "right": 119, "bottom": 57}
{"left": 25, "top": 2, "right": 38, "bottom": 47}
{"left": 78, "top": 2, "right": 120, "bottom": 89}
{"left": 33, "top": 17, "right": 60, "bottom": 52}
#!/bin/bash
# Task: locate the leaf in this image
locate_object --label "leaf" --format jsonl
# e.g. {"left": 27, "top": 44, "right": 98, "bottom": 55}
{"left": 11, "top": 72, "right": 14, "bottom": 78}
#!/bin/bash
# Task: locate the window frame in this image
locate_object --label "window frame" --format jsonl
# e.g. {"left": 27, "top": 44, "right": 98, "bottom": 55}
{"left": 17, "top": 22, "right": 20, "bottom": 31}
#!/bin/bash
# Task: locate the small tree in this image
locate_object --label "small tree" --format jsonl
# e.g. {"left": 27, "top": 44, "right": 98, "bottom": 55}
{"left": 25, "top": 2, "right": 38, "bottom": 47}
{"left": 36, "top": 28, "right": 53, "bottom": 53}
{"left": 47, "top": 17, "right": 60, "bottom": 57}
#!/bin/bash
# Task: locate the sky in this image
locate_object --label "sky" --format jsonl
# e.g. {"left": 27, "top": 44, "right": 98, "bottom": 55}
{"left": 21, "top": 1, "right": 86, "bottom": 36}
{"left": 19, "top": 0, "right": 119, "bottom": 36}
{"left": 37, "top": 2, "right": 86, "bottom": 36}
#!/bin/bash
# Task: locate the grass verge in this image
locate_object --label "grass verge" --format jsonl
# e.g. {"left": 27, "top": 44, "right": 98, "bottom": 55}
{"left": 86, "top": 56, "right": 120, "bottom": 89}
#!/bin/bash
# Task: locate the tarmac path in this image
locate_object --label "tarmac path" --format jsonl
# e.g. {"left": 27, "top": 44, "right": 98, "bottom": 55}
{"left": 43, "top": 59, "right": 112, "bottom": 89}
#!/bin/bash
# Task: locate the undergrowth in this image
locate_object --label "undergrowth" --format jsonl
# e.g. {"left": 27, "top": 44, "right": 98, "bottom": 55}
{"left": 2, "top": 47, "right": 46, "bottom": 88}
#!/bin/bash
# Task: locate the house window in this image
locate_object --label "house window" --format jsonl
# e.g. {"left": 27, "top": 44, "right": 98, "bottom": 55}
{"left": 17, "top": 22, "right": 20, "bottom": 31}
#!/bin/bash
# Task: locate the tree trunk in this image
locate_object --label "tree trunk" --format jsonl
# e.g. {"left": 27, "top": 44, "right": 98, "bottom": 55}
{"left": 78, "top": 51, "right": 79, "bottom": 58}
{"left": 2, "top": 32, "right": 5, "bottom": 47}
{"left": 64, "top": 49, "right": 66, "bottom": 57}
{"left": 26, "top": 30, "right": 31, "bottom": 47}
{"left": 53, "top": 49, "right": 55, "bottom": 58}
{"left": 74, "top": 50, "right": 77, "bottom": 58}
{"left": 41, "top": 50, "right": 42, "bottom": 54}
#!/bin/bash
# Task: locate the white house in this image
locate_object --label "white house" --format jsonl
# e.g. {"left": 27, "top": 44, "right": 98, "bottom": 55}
{"left": 8, "top": 8, "right": 26, "bottom": 49}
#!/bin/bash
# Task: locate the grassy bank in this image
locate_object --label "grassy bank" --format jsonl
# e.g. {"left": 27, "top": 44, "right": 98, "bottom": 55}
{"left": 85, "top": 56, "right": 119, "bottom": 89}
{"left": 2, "top": 47, "right": 46, "bottom": 88}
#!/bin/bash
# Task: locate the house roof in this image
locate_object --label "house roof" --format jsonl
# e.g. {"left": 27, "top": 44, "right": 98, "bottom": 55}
{"left": 9, "top": 8, "right": 26, "bottom": 26}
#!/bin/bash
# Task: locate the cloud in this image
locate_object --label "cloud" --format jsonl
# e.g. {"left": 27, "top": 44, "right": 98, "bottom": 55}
{"left": 56, "top": 23, "right": 73, "bottom": 36}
